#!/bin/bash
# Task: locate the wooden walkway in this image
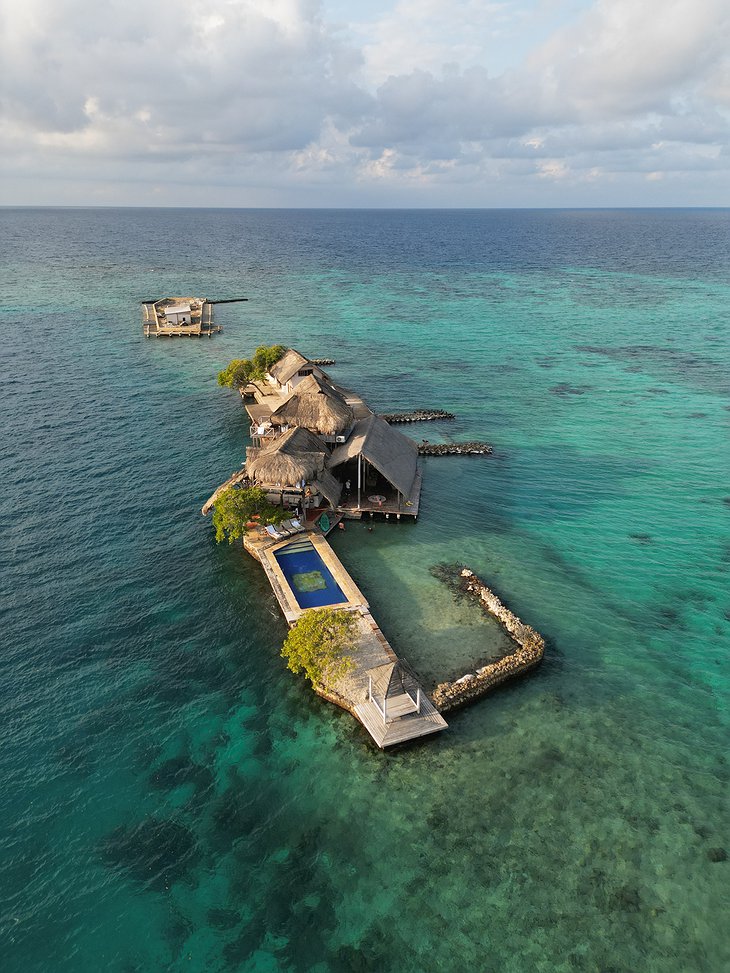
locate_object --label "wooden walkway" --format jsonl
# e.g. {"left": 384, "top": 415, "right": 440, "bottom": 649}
{"left": 238, "top": 526, "right": 447, "bottom": 748}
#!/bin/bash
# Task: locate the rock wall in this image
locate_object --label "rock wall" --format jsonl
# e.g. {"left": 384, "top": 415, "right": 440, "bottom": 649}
{"left": 417, "top": 442, "right": 492, "bottom": 456}
{"left": 313, "top": 683, "right": 357, "bottom": 716}
{"left": 381, "top": 409, "right": 456, "bottom": 423}
{"left": 432, "top": 569, "right": 545, "bottom": 712}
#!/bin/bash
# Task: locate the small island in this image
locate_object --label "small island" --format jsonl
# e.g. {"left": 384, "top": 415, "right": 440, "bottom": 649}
{"left": 203, "top": 345, "right": 543, "bottom": 747}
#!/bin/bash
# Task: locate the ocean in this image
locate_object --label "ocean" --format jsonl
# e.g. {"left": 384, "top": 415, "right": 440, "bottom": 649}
{"left": 1, "top": 208, "right": 728, "bottom": 972}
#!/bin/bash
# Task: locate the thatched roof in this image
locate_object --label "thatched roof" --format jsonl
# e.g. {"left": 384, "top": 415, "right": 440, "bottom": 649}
{"left": 246, "top": 427, "right": 329, "bottom": 486}
{"left": 312, "top": 470, "right": 343, "bottom": 507}
{"left": 268, "top": 348, "right": 309, "bottom": 385}
{"left": 270, "top": 374, "right": 354, "bottom": 436}
{"left": 328, "top": 414, "right": 418, "bottom": 497}
{"left": 329, "top": 382, "right": 373, "bottom": 421}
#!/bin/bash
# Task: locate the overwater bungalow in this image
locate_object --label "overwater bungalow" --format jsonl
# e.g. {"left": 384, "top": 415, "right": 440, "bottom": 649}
{"left": 329, "top": 414, "right": 421, "bottom": 516}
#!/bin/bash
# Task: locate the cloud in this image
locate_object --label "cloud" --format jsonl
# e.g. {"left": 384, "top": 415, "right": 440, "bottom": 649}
{"left": 344, "top": 0, "right": 730, "bottom": 191}
{"left": 0, "top": 1, "right": 367, "bottom": 155}
{"left": 524, "top": 0, "right": 730, "bottom": 118}
{"left": 352, "top": 0, "right": 515, "bottom": 83}
{"left": 1, "top": 0, "right": 729, "bottom": 204}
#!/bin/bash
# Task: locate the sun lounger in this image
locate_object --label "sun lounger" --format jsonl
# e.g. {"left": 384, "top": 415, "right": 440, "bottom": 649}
{"left": 279, "top": 519, "right": 304, "bottom": 535}
{"left": 265, "top": 524, "right": 287, "bottom": 540}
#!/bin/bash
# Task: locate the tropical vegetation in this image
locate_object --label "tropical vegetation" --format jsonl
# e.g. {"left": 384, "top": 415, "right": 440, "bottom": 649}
{"left": 217, "top": 345, "right": 287, "bottom": 388}
{"left": 212, "top": 486, "right": 283, "bottom": 544}
{"left": 281, "top": 608, "right": 356, "bottom": 686}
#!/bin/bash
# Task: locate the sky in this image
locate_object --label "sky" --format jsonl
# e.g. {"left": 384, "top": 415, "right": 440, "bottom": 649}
{"left": 1, "top": 0, "right": 729, "bottom": 207}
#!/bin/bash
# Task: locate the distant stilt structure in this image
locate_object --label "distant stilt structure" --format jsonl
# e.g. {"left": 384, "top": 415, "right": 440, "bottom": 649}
{"left": 142, "top": 297, "right": 222, "bottom": 337}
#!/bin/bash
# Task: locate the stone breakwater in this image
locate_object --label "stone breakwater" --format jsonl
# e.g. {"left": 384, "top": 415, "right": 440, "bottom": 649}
{"left": 432, "top": 569, "right": 545, "bottom": 712}
{"left": 417, "top": 442, "right": 493, "bottom": 456}
{"left": 381, "top": 409, "right": 456, "bottom": 423}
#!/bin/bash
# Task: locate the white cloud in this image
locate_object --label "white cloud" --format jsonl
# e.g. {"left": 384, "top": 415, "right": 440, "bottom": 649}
{"left": 1, "top": 0, "right": 729, "bottom": 204}
{"left": 525, "top": 0, "right": 730, "bottom": 117}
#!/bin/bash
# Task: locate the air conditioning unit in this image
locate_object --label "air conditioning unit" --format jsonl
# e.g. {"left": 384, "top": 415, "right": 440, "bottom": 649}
{"left": 335, "top": 435, "right": 346, "bottom": 443}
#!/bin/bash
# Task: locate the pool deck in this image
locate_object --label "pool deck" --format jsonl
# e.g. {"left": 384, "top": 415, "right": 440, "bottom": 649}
{"left": 250, "top": 529, "right": 368, "bottom": 625}
{"left": 243, "top": 526, "right": 447, "bottom": 748}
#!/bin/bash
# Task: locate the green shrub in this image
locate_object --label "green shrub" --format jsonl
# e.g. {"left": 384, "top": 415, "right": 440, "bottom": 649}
{"left": 217, "top": 345, "right": 287, "bottom": 388}
{"left": 212, "top": 486, "right": 283, "bottom": 544}
{"left": 281, "top": 609, "right": 356, "bottom": 686}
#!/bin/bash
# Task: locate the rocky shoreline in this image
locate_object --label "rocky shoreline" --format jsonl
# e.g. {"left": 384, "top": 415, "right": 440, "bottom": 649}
{"left": 432, "top": 568, "right": 545, "bottom": 712}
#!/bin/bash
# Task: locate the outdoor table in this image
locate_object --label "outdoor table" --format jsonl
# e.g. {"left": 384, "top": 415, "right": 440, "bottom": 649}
{"left": 368, "top": 494, "right": 386, "bottom": 506}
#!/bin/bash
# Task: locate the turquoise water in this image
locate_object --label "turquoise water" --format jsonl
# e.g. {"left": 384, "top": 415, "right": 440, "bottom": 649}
{"left": 1, "top": 208, "right": 728, "bottom": 972}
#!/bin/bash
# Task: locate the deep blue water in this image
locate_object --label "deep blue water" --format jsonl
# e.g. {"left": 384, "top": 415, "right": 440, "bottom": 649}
{"left": 1, "top": 208, "right": 729, "bottom": 973}
{"left": 274, "top": 543, "right": 347, "bottom": 609}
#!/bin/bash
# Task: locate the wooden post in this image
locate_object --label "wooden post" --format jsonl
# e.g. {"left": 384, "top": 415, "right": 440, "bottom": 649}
{"left": 357, "top": 454, "right": 362, "bottom": 510}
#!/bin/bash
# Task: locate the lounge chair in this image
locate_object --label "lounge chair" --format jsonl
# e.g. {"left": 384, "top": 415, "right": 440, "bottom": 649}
{"left": 265, "top": 524, "right": 287, "bottom": 540}
{"left": 279, "top": 518, "right": 304, "bottom": 535}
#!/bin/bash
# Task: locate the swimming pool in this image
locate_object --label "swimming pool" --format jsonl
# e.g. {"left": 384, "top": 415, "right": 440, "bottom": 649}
{"left": 274, "top": 540, "right": 348, "bottom": 609}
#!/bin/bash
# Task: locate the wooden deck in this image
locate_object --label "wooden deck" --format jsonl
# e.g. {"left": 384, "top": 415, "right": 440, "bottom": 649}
{"left": 142, "top": 298, "right": 220, "bottom": 337}
{"left": 355, "top": 692, "right": 447, "bottom": 748}
{"left": 145, "top": 325, "right": 221, "bottom": 337}
{"left": 327, "top": 609, "right": 447, "bottom": 749}
{"left": 241, "top": 527, "right": 447, "bottom": 748}
{"left": 339, "top": 466, "right": 422, "bottom": 519}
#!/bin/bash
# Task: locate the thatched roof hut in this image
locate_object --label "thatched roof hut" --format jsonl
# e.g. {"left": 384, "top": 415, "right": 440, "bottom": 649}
{"left": 311, "top": 470, "right": 343, "bottom": 507}
{"left": 246, "top": 426, "right": 343, "bottom": 506}
{"left": 267, "top": 349, "right": 310, "bottom": 387}
{"left": 328, "top": 414, "right": 418, "bottom": 497}
{"left": 246, "top": 427, "right": 329, "bottom": 486}
{"left": 270, "top": 374, "right": 354, "bottom": 437}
